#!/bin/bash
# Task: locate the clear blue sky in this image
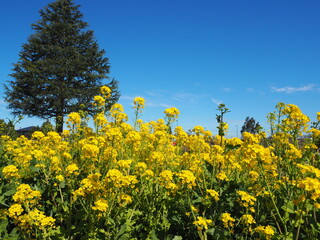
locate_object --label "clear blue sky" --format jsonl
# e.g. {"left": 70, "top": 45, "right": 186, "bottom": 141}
{"left": 1, "top": 0, "right": 319, "bottom": 137}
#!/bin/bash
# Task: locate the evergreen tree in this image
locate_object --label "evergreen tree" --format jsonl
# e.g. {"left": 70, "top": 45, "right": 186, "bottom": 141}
{"left": 0, "top": 119, "right": 17, "bottom": 138}
{"left": 240, "top": 116, "right": 261, "bottom": 135}
{"left": 5, "top": 0, "right": 120, "bottom": 132}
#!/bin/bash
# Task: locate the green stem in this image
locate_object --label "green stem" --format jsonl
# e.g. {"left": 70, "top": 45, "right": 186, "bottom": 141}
{"left": 258, "top": 159, "right": 288, "bottom": 236}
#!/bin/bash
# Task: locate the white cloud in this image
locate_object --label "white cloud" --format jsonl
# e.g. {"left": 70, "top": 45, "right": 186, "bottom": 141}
{"left": 211, "top": 98, "right": 223, "bottom": 106}
{"left": 246, "top": 88, "right": 264, "bottom": 95}
{"left": 271, "top": 84, "right": 315, "bottom": 94}
{"left": 120, "top": 94, "right": 172, "bottom": 109}
{"left": 120, "top": 95, "right": 135, "bottom": 101}
{"left": 146, "top": 102, "right": 172, "bottom": 108}
{"left": 145, "top": 89, "right": 170, "bottom": 97}
{"left": 171, "top": 92, "right": 207, "bottom": 103}
{"left": 221, "top": 87, "right": 232, "bottom": 92}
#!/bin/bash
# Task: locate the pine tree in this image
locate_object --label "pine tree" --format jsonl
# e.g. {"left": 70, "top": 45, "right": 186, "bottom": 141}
{"left": 5, "top": 0, "right": 120, "bottom": 132}
{"left": 240, "top": 117, "right": 261, "bottom": 135}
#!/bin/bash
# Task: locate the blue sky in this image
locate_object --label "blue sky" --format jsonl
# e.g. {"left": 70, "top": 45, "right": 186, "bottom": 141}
{"left": 0, "top": 0, "right": 319, "bottom": 137}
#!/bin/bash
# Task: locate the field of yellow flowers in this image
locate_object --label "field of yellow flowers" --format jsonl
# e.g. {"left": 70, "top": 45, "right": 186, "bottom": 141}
{"left": 1, "top": 87, "right": 320, "bottom": 240}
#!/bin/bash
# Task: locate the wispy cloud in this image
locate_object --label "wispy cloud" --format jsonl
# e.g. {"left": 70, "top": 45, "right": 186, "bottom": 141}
{"left": 120, "top": 92, "right": 173, "bottom": 109}
{"left": 171, "top": 92, "right": 207, "bottom": 103}
{"left": 246, "top": 88, "right": 264, "bottom": 95}
{"left": 145, "top": 102, "right": 172, "bottom": 108}
{"left": 246, "top": 88, "right": 255, "bottom": 92}
{"left": 121, "top": 89, "right": 210, "bottom": 109}
{"left": 271, "top": 84, "right": 315, "bottom": 94}
{"left": 221, "top": 87, "right": 232, "bottom": 92}
{"left": 120, "top": 96, "right": 135, "bottom": 101}
{"left": 146, "top": 90, "right": 166, "bottom": 97}
{"left": 211, "top": 98, "right": 223, "bottom": 106}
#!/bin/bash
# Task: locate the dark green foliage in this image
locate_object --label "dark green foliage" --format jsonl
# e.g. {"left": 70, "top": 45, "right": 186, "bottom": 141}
{"left": 240, "top": 116, "right": 261, "bottom": 135}
{"left": 40, "top": 120, "right": 55, "bottom": 133}
{"left": 0, "top": 119, "right": 18, "bottom": 139}
{"left": 5, "top": 0, "right": 120, "bottom": 132}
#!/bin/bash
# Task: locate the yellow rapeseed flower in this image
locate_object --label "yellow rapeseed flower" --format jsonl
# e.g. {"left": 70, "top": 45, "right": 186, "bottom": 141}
{"left": 254, "top": 225, "right": 275, "bottom": 240}
{"left": 27, "top": 208, "right": 56, "bottom": 229}
{"left": 177, "top": 170, "right": 196, "bottom": 189}
{"left": 206, "top": 189, "right": 220, "bottom": 201}
{"left": 164, "top": 107, "right": 180, "bottom": 121}
{"left": 13, "top": 184, "right": 41, "bottom": 204}
{"left": 67, "top": 112, "right": 81, "bottom": 126}
{"left": 220, "top": 212, "right": 236, "bottom": 228}
{"left": 237, "top": 191, "right": 256, "bottom": 210}
{"left": 55, "top": 175, "right": 65, "bottom": 182}
{"left": 7, "top": 204, "right": 24, "bottom": 218}
{"left": 193, "top": 216, "right": 212, "bottom": 230}
{"left": 66, "top": 163, "right": 79, "bottom": 175}
{"left": 216, "top": 171, "right": 228, "bottom": 181}
{"left": 119, "top": 194, "right": 133, "bottom": 206}
{"left": 92, "top": 199, "right": 108, "bottom": 212}
{"left": 2, "top": 165, "right": 20, "bottom": 179}
{"left": 100, "top": 86, "right": 111, "bottom": 98}
{"left": 240, "top": 214, "right": 256, "bottom": 225}
{"left": 133, "top": 97, "right": 145, "bottom": 110}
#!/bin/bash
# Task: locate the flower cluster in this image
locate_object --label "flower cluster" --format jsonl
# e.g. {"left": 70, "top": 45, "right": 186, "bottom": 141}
{"left": 1, "top": 100, "right": 319, "bottom": 239}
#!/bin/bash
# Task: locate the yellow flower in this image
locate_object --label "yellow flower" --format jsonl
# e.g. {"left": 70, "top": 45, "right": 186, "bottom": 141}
{"left": 216, "top": 171, "right": 228, "bottom": 181}
{"left": 206, "top": 189, "right": 220, "bottom": 201}
{"left": 74, "top": 173, "right": 102, "bottom": 197}
{"left": 55, "top": 175, "right": 65, "bottom": 182}
{"left": 135, "top": 162, "right": 147, "bottom": 173}
{"left": 314, "top": 203, "right": 320, "bottom": 209}
{"left": 13, "top": 184, "right": 41, "bottom": 204}
{"left": 94, "top": 111, "right": 108, "bottom": 126}
{"left": 31, "top": 131, "right": 45, "bottom": 140}
{"left": 119, "top": 194, "right": 132, "bottom": 206}
{"left": 220, "top": 212, "right": 235, "bottom": 228}
{"left": 192, "top": 125, "right": 205, "bottom": 135}
{"left": 254, "top": 225, "right": 275, "bottom": 240}
{"left": 2, "top": 165, "right": 20, "bottom": 179}
{"left": 193, "top": 216, "right": 212, "bottom": 230}
{"left": 159, "top": 170, "right": 174, "bottom": 183}
{"left": 133, "top": 97, "right": 145, "bottom": 110}
{"left": 248, "top": 171, "right": 259, "bottom": 182}
{"left": 117, "top": 159, "right": 133, "bottom": 169}
{"left": 110, "top": 103, "right": 128, "bottom": 123}
{"left": 93, "top": 95, "right": 106, "bottom": 107}
{"left": 67, "top": 112, "right": 81, "bottom": 126}
{"left": 66, "top": 163, "right": 79, "bottom": 175}
{"left": 7, "top": 204, "right": 24, "bottom": 218}
{"left": 191, "top": 205, "right": 199, "bottom": 213}
{"left": 142, "top": 169, "right": 154, "bottom": 178}
{"left": 82, "top": 143, "right": 100, "bottom": 159}
{"left": 164, "top": 107, "right": 180, "bottom": 121}
{"left": 297, "top": 177, "right": 320, "bottom": 200}
{"left": 100, "top": 86, "right": 111, "bottom": 98}
{"left": 106, "top": 169, "right": 123, "bottom": 181}
{"left": 177, "top": 170, "right": 196, "bottom": 189}
{"left": 237, "top": 191, "right": 256, "bottom": 208}
{"left": 240, "top": 214, "right": 256, "bottom": 225}
{"left": 92, "top": 199, "right": 108, "bottom": 212}
{"left": 27, "top": 208, "right": 56, "bottom": 229}
{"left": 61, "top": 129, "right": 70, "bottom": 137}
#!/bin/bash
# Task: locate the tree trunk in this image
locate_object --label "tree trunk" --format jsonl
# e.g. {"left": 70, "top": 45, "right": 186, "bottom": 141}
{"left": 55, "top": 115, "right": 64, "bottom": 133}
{"left": 55, "top": 95, "right": 65, "bottom": 133}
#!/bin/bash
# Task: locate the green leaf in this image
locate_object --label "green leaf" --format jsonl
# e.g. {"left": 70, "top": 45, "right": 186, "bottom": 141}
{"left": 3, "top": 189, "right": 15, "bottom": 197}
{"left": 172, "top": 236, "right": 182, "bottom": 240}
{"left": 281, "top": 200, "right": 295, "bottom": 214}
{"left": 116, "top": 223, "right": 131, "bottom": 238}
